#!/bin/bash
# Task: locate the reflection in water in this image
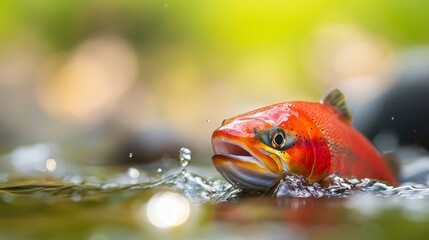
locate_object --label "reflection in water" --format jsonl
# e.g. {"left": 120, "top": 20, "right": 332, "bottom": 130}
{"left": 145, "top": 192, "right": 190, "bottom": 228}
{"left": 277, "top": 197, "right": 347, "bottom": 227}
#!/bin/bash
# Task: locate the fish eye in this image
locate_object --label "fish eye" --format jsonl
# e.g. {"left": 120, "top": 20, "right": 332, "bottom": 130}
{"left": 272, "top": 132, "right": 286, "bottom": 148}
{"left": 255, "top": 126, "right": 295, "bottom": 150}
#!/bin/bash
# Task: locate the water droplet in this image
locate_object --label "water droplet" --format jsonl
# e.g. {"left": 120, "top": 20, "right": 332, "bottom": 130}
{"left": 391, "top": 117, "right": 395, "bottom": 120}
{"left": 206, "top": 119, "right": 211, "bottom": 123}
{"left": 157, "top": 168, "right": 162, "bottom": 173}
{"left": 129, "top": 153, "right": 133, "bottom": 158}
{"left": 179, "top": 147, "right": 191, "bottom": 168}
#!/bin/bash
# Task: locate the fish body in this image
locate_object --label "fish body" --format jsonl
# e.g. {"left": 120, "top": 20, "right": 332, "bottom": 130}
{"left": 212, "top": 90, "right": 397, "bottom": 190}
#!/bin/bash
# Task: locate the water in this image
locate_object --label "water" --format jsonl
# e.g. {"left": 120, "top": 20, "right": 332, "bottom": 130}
{"left": 2, "top": 147, "right": 429, "bottom": 239}
{"left": 127, "top": 167, "right": 140, "bottom": 179}
{"left": 179, "top": 147, "right": 191, "bottom": 168}
{"left": 0, "top": 170, "right": 378, "bottom": 203}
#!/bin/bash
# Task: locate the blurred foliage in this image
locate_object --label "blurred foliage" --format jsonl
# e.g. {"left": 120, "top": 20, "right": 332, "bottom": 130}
{"left": 3, "top": 1, "right": 429, "bottom": 45}
{"left": 2, "top": 0, "right": 429, "bottom": 77}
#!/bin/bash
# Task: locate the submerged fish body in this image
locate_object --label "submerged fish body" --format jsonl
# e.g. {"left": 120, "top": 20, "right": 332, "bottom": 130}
{"left": 211, "top": 89, "right": 397, "bottom": 190}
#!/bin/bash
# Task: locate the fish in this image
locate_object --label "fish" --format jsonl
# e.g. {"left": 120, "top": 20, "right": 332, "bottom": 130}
{"left": 211, "top": 89, "right": 397, "bottom": 190}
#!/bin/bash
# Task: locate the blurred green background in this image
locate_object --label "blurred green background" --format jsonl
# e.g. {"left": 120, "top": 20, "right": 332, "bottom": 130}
{"left": 0, "top": 0, "right": 428, "bottom": 164}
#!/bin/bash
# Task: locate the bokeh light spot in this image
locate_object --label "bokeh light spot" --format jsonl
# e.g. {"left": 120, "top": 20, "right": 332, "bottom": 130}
{"left": 127, "top": 167, "right": 140, "bottom": 178}
{"left": 45, "top": 158, "right": 57, "bottom": 172}
{"left": 145, "top": 192, "right": 190, "bottom": 228}
{"left": 36, "top": 36, "right": 138, "bottom": 126}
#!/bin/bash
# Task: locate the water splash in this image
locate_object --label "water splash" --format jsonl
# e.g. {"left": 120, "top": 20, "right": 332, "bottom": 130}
{"left": 4, "top": 146, "right": 429, "bottom": 204}
{"left": 139, "top": 171, "right": 233, "bottom": 203}
{"left": 271, "top": 173, "right": 429, "bottom": 199}
{"left": 128, "top": 172, "right": 429, "bottom": 202}
{"left": 179, "top": 147, "right": 191, "bottom": 168}
{"left": 273, "top": 174, "right": 384, "bottom": 198}
{"left": 4, "top": 168, "right": 429, "bottom": 204}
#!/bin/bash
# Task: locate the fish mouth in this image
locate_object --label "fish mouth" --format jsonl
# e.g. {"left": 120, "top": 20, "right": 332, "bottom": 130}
{"left": 212, "top": 138, "right": 279, "bottom": 190}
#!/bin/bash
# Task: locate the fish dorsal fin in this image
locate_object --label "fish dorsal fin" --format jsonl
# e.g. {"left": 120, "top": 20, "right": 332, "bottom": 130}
{"left": 321, "top": 89, "right": 351, "bottom": 121}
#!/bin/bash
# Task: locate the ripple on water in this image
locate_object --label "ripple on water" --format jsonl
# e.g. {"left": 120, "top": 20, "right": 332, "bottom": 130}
{"left": 4, "top": 168, "right": 429, "bottom": 203}
{"left": 3, "top": 146, "right": 429, "bottom": 204}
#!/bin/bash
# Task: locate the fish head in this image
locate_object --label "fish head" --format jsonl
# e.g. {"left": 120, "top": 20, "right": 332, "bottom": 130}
{"left": 212, "top": 103, "right": 330, "bottom": 190}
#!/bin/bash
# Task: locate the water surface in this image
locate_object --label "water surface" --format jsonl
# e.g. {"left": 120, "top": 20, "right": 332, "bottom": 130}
{"left": 1, "top": 147, "right": 429, "bottom": 240}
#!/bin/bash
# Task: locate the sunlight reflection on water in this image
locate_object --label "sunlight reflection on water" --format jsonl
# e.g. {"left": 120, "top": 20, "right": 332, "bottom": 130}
{"left": 145, "top": 191, "right": 190, "bottom": 228}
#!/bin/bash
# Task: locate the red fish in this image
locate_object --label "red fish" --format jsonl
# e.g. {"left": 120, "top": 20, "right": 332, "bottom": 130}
{"left": 212, "top": 89, "right": 397, "bottom": 190}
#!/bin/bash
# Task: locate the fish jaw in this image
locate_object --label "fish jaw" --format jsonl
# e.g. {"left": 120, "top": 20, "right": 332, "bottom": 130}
{"left": 212, "top": 137, "right": 280, "bottom": 190}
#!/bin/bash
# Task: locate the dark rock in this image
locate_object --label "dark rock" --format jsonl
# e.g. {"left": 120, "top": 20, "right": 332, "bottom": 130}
{"left": 353, "top": 48, "right": 429, "bottom": 152}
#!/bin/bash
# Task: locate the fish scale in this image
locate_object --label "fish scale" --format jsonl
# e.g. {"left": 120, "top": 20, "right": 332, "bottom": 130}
{"left": 291, "top": 101, "right": 396, "bottom": 185}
